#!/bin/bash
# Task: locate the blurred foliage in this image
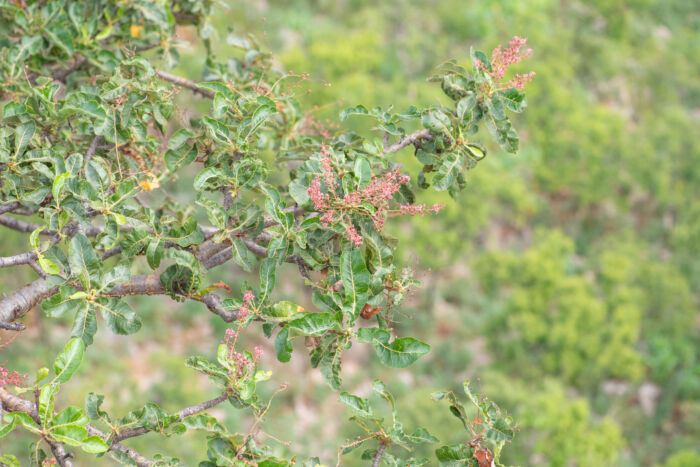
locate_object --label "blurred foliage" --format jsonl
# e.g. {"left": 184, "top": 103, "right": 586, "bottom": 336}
{"left": 0, "top": 0, "right": 698, "bottom": 465}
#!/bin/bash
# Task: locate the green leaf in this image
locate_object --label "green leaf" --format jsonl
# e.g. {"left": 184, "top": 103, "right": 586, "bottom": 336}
{"left": 339, "top": 105, "right": 369, "bottom": 121}
{"left": 69, "top": 234, "right": 100, "bottom": 288}
{"left": 53, "top": 338, "right": 85, "bottom": 384}
{"left": 259, "top": 258, "right": 277, "bottom": 304}
{"left": 289, "top": 178, "right": 310, "bottom": 206}
{"left": 194, "top": 167, "right": 224, "bottom": 191}
{"left": 485, "top": 417, "right": 514, "bottom": 443}
{"left": 422, "top": 110, "right": 451, "bottom": 135}
{"left": 0, "top": 416, "right": 17, "bottom": 438}
{"left": 99, "top": 263, "right": 130, "bottom": 293}
{"left": 338, "top": 393, "right": 373, "bottom": 419}
{"left": 274, "top": 327, "right": 292, "bottom": 363}
{"left": 168, "top": 128, "right": 196, "bottom": 150}
{"left": 372, "top": 380, "right": 396, "bottom": 418}
{"left": 81, "top": 436, "right": 109, "bottom": 453}
{"left": 45, "top": 26, "right": 74, "bottom": 55}
{"left": 42, "top": 287, "right": 78, "bottom": 318}
{"left": 340, "top": 249, "right": 370, "bottom": 319}
{"left": 353, "top": 157, "right": 371, "bottom": 189}
{"left": 50, "top": 171, "right": 69, "bottom": 201}
{"left": 320, "top": 346, "right": 342, "bottom": 390}
{"left": 456, "top": 94, "right": 477, "bottom": 125}
{"left": 85, "top": 393, "right": 110, "bottom": 422}
{"left": 230, "top": 237, "right": 255, "bottom": 272}
{"left": 165, "top": 145, "right": 197, "bottom": 172}
{"left": 96, "top": 298, "right": 141, "bottom": 335}
{"left": 485, "top": 94, "right": 506, "bottom": 120}
{"left": 34, "top": 367, "right": 49, "bottom": 385}
{"left": 146, "top": 239, "right": 164, "bottom": 269}
{"left": 70, "top": 303, "right": 98, "bottom": 346}
{"left": 499, "top": 88, "right": 526, "bottom": 112}
{"left": 29, "top": 226, "right": 44, "bottom": 249}
{"left": 37, "top": 254, "right": 61, "bottom": 275}
{"left": 14, "top": 122, "right": 35, "bottom": 157}
{"left": 435, "top": 444, "right": 474, "bottom": 464}
{"left": 0, "top": 454, "right": 19, "bottom": 467}
{"left": 50, "top": 424, "right": 88, "bottom": 446}
{"left": 357, "top": 328, "right": 430, "bottom": 368}
{"left": 245, "top": 103, "right": 275, "bottom": 137}
{"left": 286, "top": 313, "right": 340, "bottom": 336}
{"left": 432, "top": 153, "right": 463, "bottom": 191}
{"left": 3, "top": 413, "right": 38, "bottom": 433}
{"left": 50, "top": 406, "right": 89, "bottom": 428}
{"left": 407, "top": 427, "right": 439, "bottom": 444}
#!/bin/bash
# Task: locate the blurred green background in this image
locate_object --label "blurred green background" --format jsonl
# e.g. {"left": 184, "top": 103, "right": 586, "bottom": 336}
{"left": 1, "top": 0, "right": 699, "bottom": 465}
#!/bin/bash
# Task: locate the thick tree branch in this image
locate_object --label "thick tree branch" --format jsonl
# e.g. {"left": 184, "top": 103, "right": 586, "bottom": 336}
{"left": 0, "top": 202, "right": 20, "bottom": 215}
{"left": 155, "top": 70, "right": 215, "bottom": 99}
{"left": 114, "top": 393, "right": 229, "bottom": 442}
{"left": 0, "top": 251, "right": 37, "bottom": 269}
{"left": 383, "top": 129, "right": 433, "bottom": 154}
{"left": 105, "top": 274, "right": 237, "bottom": 322}
{"left": 0, "top": 278, "right": 56, "bottom": 326}
{"left": 0, "top": 388, "right": 153, "bottom": 467}
{"left": 0, "top": 215, "right": 114, "bottom": 237}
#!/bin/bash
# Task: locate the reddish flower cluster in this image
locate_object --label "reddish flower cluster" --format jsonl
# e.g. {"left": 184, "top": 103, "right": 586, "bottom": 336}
{"left": 308, "top": 147, "right": 442, "bottom": 247}
{"left": 237, "top": 290, "right": 255, "bottom": 319}
{"left": 508, "top": 72, "right": 536, "bottom": 91}
{"left": 0, "top": 362, "right": 25, "bottom": 388}
{"left": 476, "top": 36, "right": 535, "bottom": 91}
{"left": 41, "top": 459, "right": 57, "bottom": 466}
{"left": 222, "top": 329, "right": 262, "bottom": 381}
{"left": 399, "top": 203, "right": 445, "bottom": 216}
{"left": 345, "top": 219, "right": 363, "bottom": 247}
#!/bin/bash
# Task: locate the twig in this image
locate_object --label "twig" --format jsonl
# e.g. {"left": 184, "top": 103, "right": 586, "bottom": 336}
{"left": 0, "top": 215, "right": 113, "bottom": 237}
{"left": 372, "top": 441, "right": 388, "bottom": 467}
{"left": 383, "top": 129, "right": 432, "bottom": 154}
{"left": 84, "top": 135, "right": 103, "bottom": 164}
{"left": 114, "top": 393, "right": 229, "bottom": 441}
{"left": 0, "top": 321, "right": 25, "bottom": 331}
{"left": 155, "top": 70, "right": 215, "bottom": 99}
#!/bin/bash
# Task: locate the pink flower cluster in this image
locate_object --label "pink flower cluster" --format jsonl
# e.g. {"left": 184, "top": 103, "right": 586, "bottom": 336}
{"left": 237, "top": 290, "right": 255, "bottom": 319}
{"left": 308, "top": 147, "right": 444, "bottom": 247}
{"left": 399, "top": 203, "right": 445, "bottom": 216}
{"left": 222, "top": 329, "right": 263, "bottom": 381}
{"left": 508, "top": 72, "right": 536, "bottom": 91}
{"left": 476, "top": 36, "right": 535, "bottom": 91}
{"left": 0, "top": 363, "right": 24, "bottom": 388}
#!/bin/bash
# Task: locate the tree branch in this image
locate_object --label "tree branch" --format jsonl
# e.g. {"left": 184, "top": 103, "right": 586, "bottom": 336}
{"left": 0, "top": 202, "right": 20, "bottom": 215}
{"left": 0, "top": 215, "right": 115, "bottom": 237}
{"left": 114, "top": 393, "right": 229, "bottom": 442}
{"left": 84, "top": 135, "right": 103, "bottom": 164}
{"left": 372, "top": 441, "right": 388, "bottom": 467}
{"left": 0, "top": 321, "right": 25, "bottom": 331}
{"left": 0, "top": 278, "right": 56, "bottom": 326}
{"left": 155, "top": 70, "right": 215, "bottom": 99}
{"left": 0, "top": 251, "right": 37, "bottom": 269}
{"left": 105, "top": 275, "right": 238, "bottom": 322}
{"left": 383, "top": 129, "right": 433, "bottom": 154}
{"left": 0, "top": 388, "right": 153, "bottom": 467}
